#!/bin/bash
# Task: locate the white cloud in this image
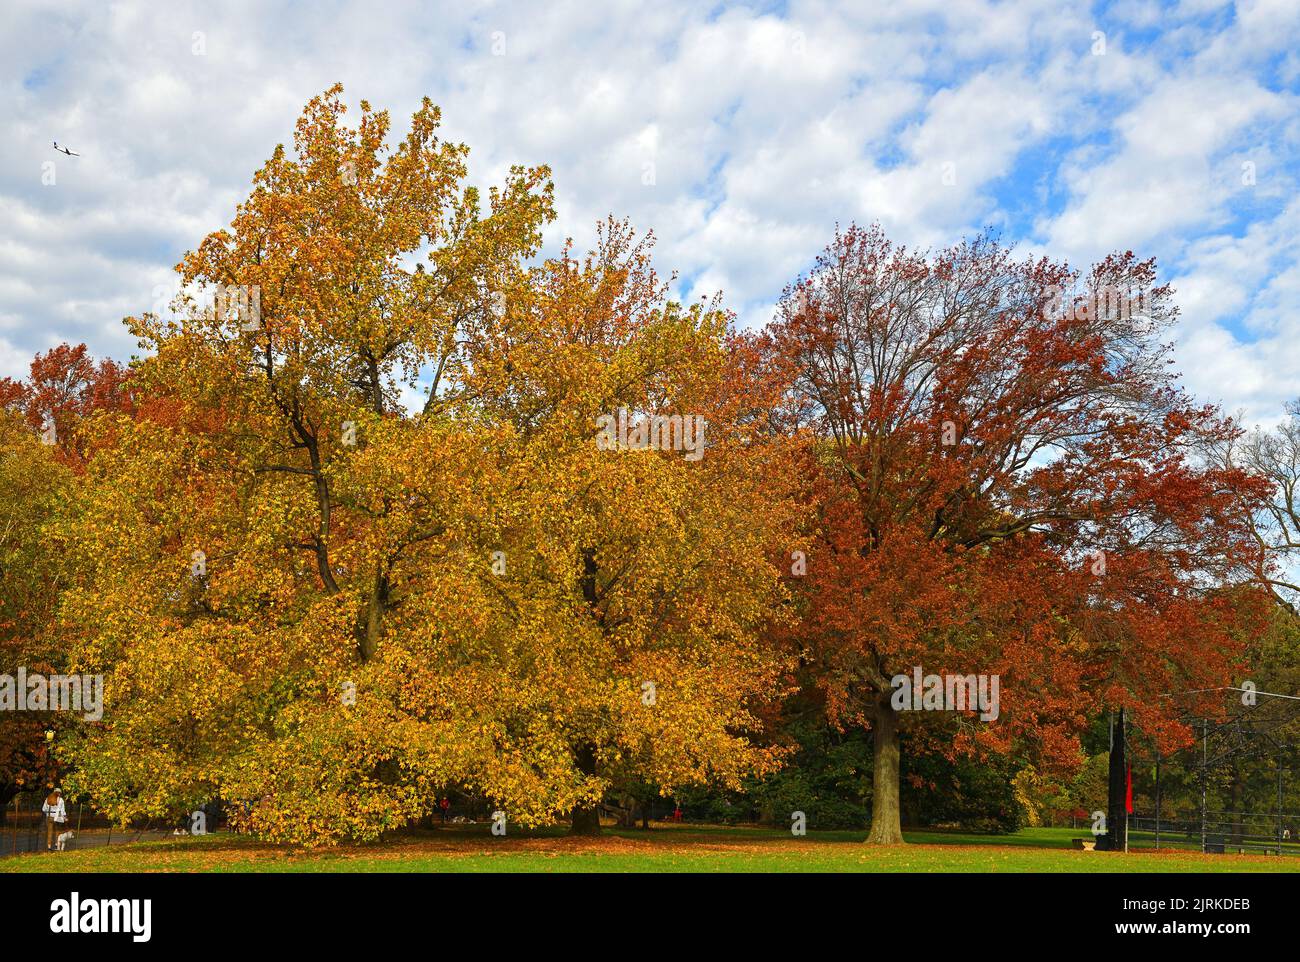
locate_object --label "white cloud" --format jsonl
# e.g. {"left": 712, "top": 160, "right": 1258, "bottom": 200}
{"left": 0, "top": 0, "right": 1297, "bottom": 426}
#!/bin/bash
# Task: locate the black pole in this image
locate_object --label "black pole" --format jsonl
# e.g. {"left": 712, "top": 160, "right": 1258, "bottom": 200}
{"left": 1154, "top": 754, "right": 1161, "bottom": 851}
{"left": 1278, "top": 764, "right": 1284, "bottom": 854}
{"left": 1200, "top": 718, "right": 1208, "bottom": 853}
{"left": 1104, "top": 708, "right": 1127, "bottom": 852}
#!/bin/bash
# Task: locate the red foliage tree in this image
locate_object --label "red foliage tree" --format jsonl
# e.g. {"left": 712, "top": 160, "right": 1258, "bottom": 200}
{"left": 0, "top": 343, "right": 132, "bottom": 469}
{"left": 770, "top": 225, "right": 1270, "bottom": 844}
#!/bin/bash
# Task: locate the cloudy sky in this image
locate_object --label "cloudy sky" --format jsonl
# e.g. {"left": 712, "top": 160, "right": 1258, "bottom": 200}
{"left": 3, "top": 0, "right": 1298, "bottom": 424}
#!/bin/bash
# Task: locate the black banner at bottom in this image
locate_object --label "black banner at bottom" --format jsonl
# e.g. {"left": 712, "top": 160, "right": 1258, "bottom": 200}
{"left": 0, "top": 869, "right": 1282, "bottom": 948}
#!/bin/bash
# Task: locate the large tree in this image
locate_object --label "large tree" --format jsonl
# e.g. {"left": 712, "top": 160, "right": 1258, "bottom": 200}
{"left": 59, "top": 90, "right": 804, "bottom": 843}
{"left": 770, "top": 225, "right": 1269, "bottom": 844}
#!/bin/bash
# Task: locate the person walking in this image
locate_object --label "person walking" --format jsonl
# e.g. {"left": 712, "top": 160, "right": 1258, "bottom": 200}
{"left": 41, "top": 788, "right": 67, "bottom": 852}
{"left": 440, "top": 797, "right": 450, "bottom": 823}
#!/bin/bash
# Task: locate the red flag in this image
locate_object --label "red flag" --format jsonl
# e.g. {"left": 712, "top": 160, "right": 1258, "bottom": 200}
{"left": 1125, "top": 764, "right": 1133, "bottom": 814}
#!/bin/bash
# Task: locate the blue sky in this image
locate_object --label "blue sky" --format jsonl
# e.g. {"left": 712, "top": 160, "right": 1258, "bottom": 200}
{"left": 2, "top": 0, "right": 1298, "bottom": 424}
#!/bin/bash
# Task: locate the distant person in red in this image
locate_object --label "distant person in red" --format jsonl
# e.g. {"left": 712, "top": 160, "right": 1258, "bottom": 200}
{"left": 673, "top": 805, "right": 683, "bottom": 823}
{"left": 440, "top": 797, "right": 450, "bottom": 823}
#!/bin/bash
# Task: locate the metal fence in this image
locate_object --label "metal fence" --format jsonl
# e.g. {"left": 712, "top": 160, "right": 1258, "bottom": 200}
{"left": 3, "top": 792, "right": 180, "bottom": 857}
{"left": 1128, "top": 811, "right": 1300, "bottom": 855}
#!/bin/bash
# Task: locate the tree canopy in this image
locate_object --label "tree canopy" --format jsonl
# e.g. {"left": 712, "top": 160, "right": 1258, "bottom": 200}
{"left": 0, "top": 88, "right": 1285, "bottom": 847}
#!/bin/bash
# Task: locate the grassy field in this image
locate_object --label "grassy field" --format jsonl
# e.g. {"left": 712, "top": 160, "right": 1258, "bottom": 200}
{"left": 4, "top": 823, "right": 1299, "bottom": 873}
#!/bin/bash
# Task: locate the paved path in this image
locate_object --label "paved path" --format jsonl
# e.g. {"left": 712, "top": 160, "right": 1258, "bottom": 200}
{"left": 1, "top": 828, "right": 176, "bottom": 857}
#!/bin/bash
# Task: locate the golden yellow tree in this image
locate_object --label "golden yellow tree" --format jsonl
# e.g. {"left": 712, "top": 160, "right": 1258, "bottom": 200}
{"left": 60, "top": 89, "right": 806, "bottom": 843}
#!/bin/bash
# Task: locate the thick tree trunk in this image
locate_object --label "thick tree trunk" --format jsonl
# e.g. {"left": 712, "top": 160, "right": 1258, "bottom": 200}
{"left": 571, "top": 805, "right": 601, "bottom": 835}
{"left": 570, "top": 743, "right": 602, "bottom": 836}
{"left": 358, "top": 565, "right": 389, "bottom": 662}
{"left": 866, "top": 697, "right": 904, "bottom": 845}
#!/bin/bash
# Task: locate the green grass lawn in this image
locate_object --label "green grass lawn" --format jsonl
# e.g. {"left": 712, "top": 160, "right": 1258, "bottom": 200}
{"left": 4, "top": 823, "right": 1299, "bottom": 873}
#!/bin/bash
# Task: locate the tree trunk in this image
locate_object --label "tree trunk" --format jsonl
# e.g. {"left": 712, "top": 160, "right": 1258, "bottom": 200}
{"left": 866, "top": 697, "right": 904, "bottom": 845}
{"left": 570, "top": 743, "right": 602, "bottom": 836}
{"left": 358, "top": 565, "right": 389, "bottom": 662}
{"left": 571, "top": 804, "right": 601, "bottom": 835}
{"left": 614, "top": 796, "right": 634, "bottom": 828}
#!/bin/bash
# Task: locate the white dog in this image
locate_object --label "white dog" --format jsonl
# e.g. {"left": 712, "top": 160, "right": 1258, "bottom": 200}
{"left": 55, "top": 830, "right": 75, "bottom": 851}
